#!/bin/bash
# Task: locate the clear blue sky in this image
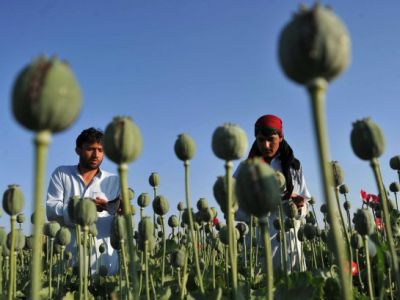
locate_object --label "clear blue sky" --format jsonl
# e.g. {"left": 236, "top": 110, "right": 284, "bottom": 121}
{"left": 1, "top": 1, "right": 400, "bottom": 232}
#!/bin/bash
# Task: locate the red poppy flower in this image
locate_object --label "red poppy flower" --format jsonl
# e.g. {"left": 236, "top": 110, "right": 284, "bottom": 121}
{"left": 375, "top": 218, "right": 384, "bottom": 231}
{"left": 213, "top": 217, "right": 219, "bottom": 226}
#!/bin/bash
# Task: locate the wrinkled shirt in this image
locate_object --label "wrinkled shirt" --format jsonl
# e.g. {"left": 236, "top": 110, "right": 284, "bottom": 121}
{"left": 46, "top": 165, "right": 120, "bottom": 274}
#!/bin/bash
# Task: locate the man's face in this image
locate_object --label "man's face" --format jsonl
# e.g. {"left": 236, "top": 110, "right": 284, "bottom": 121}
{"left": 256, "top": 132, "right": 282, "bottom": 159}
{"left": 76, "top": 142, "right": 104, "bottom": 170}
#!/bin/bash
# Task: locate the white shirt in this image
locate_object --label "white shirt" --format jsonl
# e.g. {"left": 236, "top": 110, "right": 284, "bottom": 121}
{"left": 46, "top": 165, "right": 120, "bottom": 274}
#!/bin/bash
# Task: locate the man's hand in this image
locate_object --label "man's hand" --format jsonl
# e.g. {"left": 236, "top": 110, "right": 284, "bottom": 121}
{"left": 94, "top": 197, "right": 108, "bottom": 212}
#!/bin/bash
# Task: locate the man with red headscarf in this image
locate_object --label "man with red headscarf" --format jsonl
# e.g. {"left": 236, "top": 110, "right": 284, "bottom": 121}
{"left": 236, "top": 114, "right": 311, "bottom": 272}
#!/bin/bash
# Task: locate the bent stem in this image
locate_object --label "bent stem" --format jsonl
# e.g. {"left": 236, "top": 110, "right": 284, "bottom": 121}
{"left": 183, "top": 160, "right": 204, "bottom": 294}
{"left": 260, "top": 219, "right": 273, "bottom": 300}
{"left": 307, "top": 79, "right": 351, "bottom": 300}
{"left": 31, "top": 130, "right": 51, "bottom": 300}
{"left": 370, "top": 158, "right": 400, "bottom": 296}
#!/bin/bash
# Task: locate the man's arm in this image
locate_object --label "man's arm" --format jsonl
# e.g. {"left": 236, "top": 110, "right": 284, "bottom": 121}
{"left": 46, "top": 168, "right": 65, "bottom": 224}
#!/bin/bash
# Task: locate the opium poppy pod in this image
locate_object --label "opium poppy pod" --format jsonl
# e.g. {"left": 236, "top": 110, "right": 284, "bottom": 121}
{"left": 148, "top": 172, "right": 160, "bottom": 188}
{"left": 16, "top": 213, "right": 25, "bottom": 224}
{"left": 213, "top": 176, "right": 239, "bottom": 214}
{"left": 197, "top": 198, "right": 209, "bottom": 211}
{"left": 76, "top": 198, "right": 98, "bottom": 227}
{"left": 55, "top": 227, "right": 71, "bottom": 246}
{"left": 353, "top": 209, "right": 375, "bottom": 236}
{"left": 67, "top": 196, "right": 81, "bottom": 224}
{"left": 2, "top": 184, "right": 25, "bottom": 216}
{"left": 350, "top": 118, "right": 385, "bottom": 161}
{"left": 389, "top": 155, "right": 400, "bottom": 171}
{"left": 235, "top": 158, "right": 281, "bottom": 218}
{"left": 103, "top": 116, "right": 143, "bottom": 164}
{"left": 339, "top": 184, "right": 349, "bottom": 195}
{"left": 171, "top": 248, "right": 186, "bottom": 268}
{"left": 174, "top": 133, "right": 196, "bottom": 161}
{"left": 137, "top": 193, "right": 151, "bottom": 208}
{"left": 152, "top": 195, "right": 169, "bottom": 216}
{"left": 278, "top": 4, "right": 350, "bottom": 85}
{"left": 139, "top": 216, "right": 154, "bottom": 240}
{"left": 168, "top": 215, "right": 179, "bottom": 228}
{"left": 12, "top": 56, "right": 82, "bottom": 133}
{"left": 45, "top": 221, "right": 61, "bottom": 238}
{"left": 330, "top": 161, "right": 344, "bottom": 187}
{"left": 389, "top": 182, "right": 400, "bottom": 193}
{"left": 212, "top": 123, "right": 248, "bottom": 161}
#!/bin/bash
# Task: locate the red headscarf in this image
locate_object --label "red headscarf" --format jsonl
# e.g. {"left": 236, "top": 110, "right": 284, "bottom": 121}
{"left": 254, "top": 114, "right": 283, "bottom": 138}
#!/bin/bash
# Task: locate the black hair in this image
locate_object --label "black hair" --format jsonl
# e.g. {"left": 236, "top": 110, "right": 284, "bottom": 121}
{"left": 76, "top": 127, "right": 103, "bottom": 148}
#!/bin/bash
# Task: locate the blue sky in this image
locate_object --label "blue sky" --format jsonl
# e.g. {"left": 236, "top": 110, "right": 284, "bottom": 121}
{"left": 1, "top": 1, "right": 400, "bottom": 232}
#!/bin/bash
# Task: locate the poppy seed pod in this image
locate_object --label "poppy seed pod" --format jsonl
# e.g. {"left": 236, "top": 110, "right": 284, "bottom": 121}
{"left": 308, "top": 197, "right": 316, "bottom": 205}
{"left": 8, "top": 229, "right": 26, "bottom": 251}
{"left": 211, "top": 207, "right": 218, "bottom": 218}
{"left": 25, "top": 235, "right": 34, "bottom": 250}
{"left": 330, "top": 161, "right": 344, "bottom": 187}
{"left": 353, "top": 209, "right": 375, "bottom": 236}
{"left": 343, "top": 201, "right": 351, "bottom": 211}
{"left": 138, "top": 236, "right": 156, "bottom": 252}
{"left": 112, "top": 215, "right": 128, "bottom": 241}
{"left": 91, "top": 224, "right": 100, "bottom": 237}
{"left": 212, "top": 123, "right": 248, "bottom": 161}
{"left": 320, "top": 204, "right": 327, "bottom": 214}
{"left": 236, "top": 158, "right": 281, "bottom": 218}
{"left": 182, "top": 208, "right": 194, "bottom": 225}
{"left": 201, "top": 208, "right": 214, "bottom": 223}
{"left": 339, "top": 184, "right": 349, "bottom": 195}
{"left": 390, "top": 155, "right": 400, "bottom": 170}
{"left": 55, "top": 227, "right": 71, "bottom": 246}
{"left": 177, "top": 202, "right": 185, "bottom": 212}
{"left": 278, "top": 4, "right": 350, "bottom": 85}
{"left": 168, "top": 215, "right": 179, "bottom": 228}
{"left": 12, "top": 56, "right": 82, "bottom": 133}
{"left": 213, "top": 176, "right": 239, "bottom": 214}
{"left": 350, "top": 118, "right": 385, "bottom": 161}
{"left": 275, "top": 171, "right": 286, "bottom": 193}
{"left": 139, "top": 216, "right": 154, "bottom": 241}
{"left": 2, "top": 184, "right": 25, "bottom": 216}
{"left": 350, "top": 232, "right": 363, "bottom": 250}
{"left": 45, "top": 221, "right": 61, "bottom": 238}
{"left": 99, "top": 243, "right": 106, "bottom": 254}
{"left": 171, "top": 248, "right": 186, "bottom": 268}
{"left": 297, "top": 226, "right": 305, "bottom": 242}
{"left": 284, "top": 218, "right": 294, "bottom": 230}
{"left": 103, "top": 116, "right": 143, "bottom": 164}
{"left": 152, "top": 195, "right": 169, "bottom": 216}
{"left": 137, "top": 193, "right": 151, "bottom": 208}
{"left": 285, "top": 202, "right": 299, "bottom": 219}
{"left": 16, "top": 213, "right": 25, "bottom": 224}
{"left": 197, "top": 198, "right": 209, "bottom": 211}
{"left": 174, "top": 133, "right": 196, "bottom": 161}
{"left": 67, "top": 196, "right": 81, "bottom": 223}
{"left": 76, "top": 198, "right": 98, "bottom": 227}
{"left": 148, "top": 172, "right": 160, "bottom": 188}
{"left": 306, "top": 211, "right": 316, "bottom": 225}
{"left": 303, "top": 223, "right": 316, "bottom": 240}
{"left": 236, "top": 222, "right": 249, "bottom": 237}
{"left": 389, "top": 182, "right": 400, "bottom": 193}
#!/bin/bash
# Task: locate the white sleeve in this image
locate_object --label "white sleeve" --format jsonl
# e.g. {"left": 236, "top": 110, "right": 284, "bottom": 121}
{"left": 46, "top": 169, "right": 65, "bottom": 224}
{"left": 292, "top": 165, "right": 312, "bottom": 219}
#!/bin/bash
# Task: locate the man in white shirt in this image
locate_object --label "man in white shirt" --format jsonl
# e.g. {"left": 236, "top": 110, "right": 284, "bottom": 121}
{"left": 46, "top": 127, "right": 120, "bottom": 274}
{"left": 235, "top": 114, "right": 311, "bottom": 273}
